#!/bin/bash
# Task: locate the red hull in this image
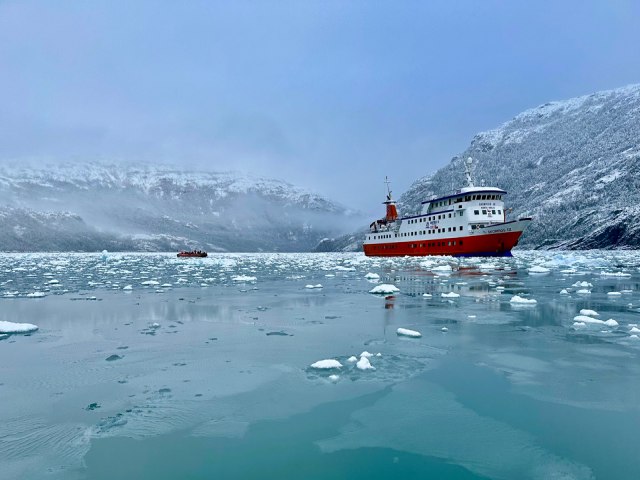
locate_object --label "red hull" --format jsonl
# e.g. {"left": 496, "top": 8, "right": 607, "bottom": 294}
{"left": 177, "top": 253, "right": 208, "bottom": 258}
{"left": 363, "top": 230, "right": 523, "bottom": 257}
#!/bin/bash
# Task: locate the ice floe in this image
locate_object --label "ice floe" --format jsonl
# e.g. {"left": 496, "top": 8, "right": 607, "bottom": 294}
{"left": 356, "top": 356, "right": 375, "bottom": 370}
{"left": 528, "top": 265, "right": 550, "bottom": 274}
{"left": 364, "top": 272, "right": 380, "bottom": 279}
{"left": 579, "top": 309, "right": 599, "bottom": 317}
{"left": 396, "top": 327, "right": 421, "bottom": 338}
{"left": 305, "top": 284, "right": 323, "bottom": 289}
{"left": 310, "top": 359, "right": 342, "bottom": 369}
{"left": 26, "top": 292, "right": 46, "bottom": 298}
{"left": 369, "top": 284, "right": 399, "bottom": 294}
{"left": 510, "top": 295, "right": 537, "bottom": 304}
{"left": 0, "top": 321, "right": 39, "bottom": 334}
{"left": 441, "top": 292, "right": 460, "bottom": 298}
{"left": 232, "top": 275, "right": 257, "bottom": 282}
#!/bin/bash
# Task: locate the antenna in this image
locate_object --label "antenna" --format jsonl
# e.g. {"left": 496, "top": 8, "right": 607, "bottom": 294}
{"left": 464, "top": 157, "right": 475, "bottom": 188}
{"left": 384, "top": 176, "right": 392, "bottom": 201}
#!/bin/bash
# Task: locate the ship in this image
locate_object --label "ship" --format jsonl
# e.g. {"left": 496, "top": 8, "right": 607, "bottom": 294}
{"left": 363, "top": 158, "right": 532, "bottom": 257}
{"left": 177, "top": 250, "right": 208, "bottom": 258}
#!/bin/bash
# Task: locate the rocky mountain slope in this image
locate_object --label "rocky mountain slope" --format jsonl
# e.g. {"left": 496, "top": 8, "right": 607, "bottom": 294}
{"left": 400, "top": 84, "right": 640, "bottom": 249}
{"left": 0, "top": 164, "right": 356, "bottom": 252}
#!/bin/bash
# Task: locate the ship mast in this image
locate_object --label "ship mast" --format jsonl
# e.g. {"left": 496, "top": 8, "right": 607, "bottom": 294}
{"left": 383, "top": 176, "right": 398, "bottom": 221}
{"left": 464, "top": 157, "right": 475, "bottom": 188}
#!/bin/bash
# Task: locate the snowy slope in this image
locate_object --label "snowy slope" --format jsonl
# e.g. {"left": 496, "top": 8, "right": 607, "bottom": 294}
{"left": 400, "top": 84, "right": 640, "bottom": 249}
{"left": 0, "top": 164, "right": 356, "bottom": 252}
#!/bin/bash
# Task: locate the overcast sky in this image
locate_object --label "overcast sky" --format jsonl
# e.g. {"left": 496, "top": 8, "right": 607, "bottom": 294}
{"left": 1, "top": 0, "right": 639, "bottom": 214}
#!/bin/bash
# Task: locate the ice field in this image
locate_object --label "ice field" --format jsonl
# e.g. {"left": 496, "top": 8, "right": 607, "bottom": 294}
{"left": 1, "top": 251, "right": 640, "bottom": 479}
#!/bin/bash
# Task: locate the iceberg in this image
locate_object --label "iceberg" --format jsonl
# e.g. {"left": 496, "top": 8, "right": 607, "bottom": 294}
{"left": 0, "top": 321, "right": 39, "bottom": 334}
{"left": 369, "top": 284, "right": 399, "bottom": 294}
{"left": 510, "top": 295, "right": 537, "bottom": 304}
{"left": 396, "top": 327, "right": 421, "bottom": 338}
{"left": 310, "top": 359, "right": 342, "bottom": 369}
{"left": 441, "top": 292, "right": 460, "bottom": 298}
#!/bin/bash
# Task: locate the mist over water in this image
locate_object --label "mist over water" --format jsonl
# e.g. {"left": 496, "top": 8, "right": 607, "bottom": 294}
{"left": 1, "top": 250, "right": 639, "bottom": 479}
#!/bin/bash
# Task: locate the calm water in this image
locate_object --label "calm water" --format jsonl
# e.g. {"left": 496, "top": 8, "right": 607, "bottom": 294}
{"left": 1, "top": 251, "right": 639, "bottom": 479}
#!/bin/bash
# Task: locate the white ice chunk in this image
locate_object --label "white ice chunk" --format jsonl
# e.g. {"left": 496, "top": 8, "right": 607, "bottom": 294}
{"left": 601, "top": 271, "right": 631, "bottom": 277}
{"left": 232, "top": 275, "right": 257, "bottom": 282}
{"left": 26, "top": 292, "right": 46, "bottom": 298}
{"left": 510, "top": 295, "right": 537, "bottom": 304}
{"left": 310, "top": 359, "right": 342, "bottom": 369}
{"left": 441, "top": 327, "right": 448, "bottom": 332}
{"left": 607, "top": 292, "right": 622, "bottom": 296}
{"left": 141, "top": 280, "right": 160, "bottom": 286}
{"left": 572, "top": 322, "right": 586, "bottom": 328}
{"left": 559, "top": 289, "right": 569, "bottom": 295}
{"left": 369, "top": 284, "right": 399, "bottom": 294}
{"left": 305, "top": 284, "right": 323, "bottom": 289}
{"left": 603, "top": 319, "right": 619, "bottom": 327}
{"left": 441, "top": 292, "right": 460, "bottom": 298}
{"left": 123, "top": 285, "right": 133, "bottom": 290}
{"left": 356, "top": 356, "right": 375, "bottom": 370}
{"left": 0, "top": 321, "right": 39, "bottom": 334}
{"left": 431, "top": 265, "right": 453, "bottom": 273}
{"left": 328, "top": 374, "right": 340, "bottom": 382}
{"left": 364, "top": 272, "right": 380, "bottom": 279}
{"left": 396, "top": 327, "right": 421, "bottom": 338}
{"left": 579, "top": 309, "right": 599, "bottom": 317}
{"left": 630, "top": 327, "right": 640, "bottom": 334}
{"left": 573, "top": 281, "right": 593, "bottom": 288}
{"left": 528, "top": 265, "right": 550, "bottom": 274}
{"left": 576, "top": 289, "right": 591, "bottom": 295}
{"left": 347, "top": 356, "right": 358, "bottom": 363}
{"left": 422, "top": 293, "right": 432, "bottom": 298}
{"left": 359, "top": 351, "right": 373, "bottom": 358}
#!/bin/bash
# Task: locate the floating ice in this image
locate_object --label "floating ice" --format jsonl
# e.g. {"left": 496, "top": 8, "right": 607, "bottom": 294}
{"left": 305, "top": 284, "right": 323, "bottom": 289}
{"left": 0, "top": 320, "right": 39, "bottom": 334}
{"left": 601, "top": 271, "right": 631, "bottom": 277}
{"left": 573, "top": 281, "right": 593, "bottom": 288}
{"left": 151, "top": 322, "right": 160, "bottom": 329}
{"left": 232, "top": 275, "right": 257, "bottom": 282}
{"left": 310, "top": 359, "right": 342, "bottom": 369}
{"left": 26, "top": 292, "right": 46, "bottom": 298}
{"left": 579, "top": 309, "right": 599, "bottom": 317}
{"left": 347, "top": 356, "right": 358, "bottom": 363}
{"left": 607, "top": 292, "right": 622, "bottom": 296}
{"left": 422, "top": 293, "right": 432, "bottom": 298}
{"left": 369, "top": 284, "right": 399, "bottom": 294}
{"left": 576, "top": 289, "right": 591, "bottom": 295}
{"left": 528, "top": 265, "right": 550, "bottom": 274}
{"left": 603, "top": 319, "right": 619, "bottom": 327}
{"left": 123, "top": 285, "right": 133, "bottom": 290}
{"left": 396, "top": 327, "right": 421, "bottom": 338}
{"left": 510, "top": 295, "right": 537, "bottom": 304}
{"left": 364, "top": 273, "right": 380, "bottom": 279}
{"left": 559, "top": 289, "right": 569, "bottom": 295}
{"left": 572, "top": 315, "right": 617, "bottom": 327}
{"left": 356, "top": 356, "right": 375, "bottom": 370}
{"left": 630, "top": 327, "right": 640, "bottom": 334}
{"left": 359, "top": 351, "right": 373, "bottom": 358}
{"left": 441, "top": 327, "right": 449, "bottom": 332}
{"left": 441, "top": 292, "right": 460, "bottom": 298}
{"left": 328, "top": 374, "right": 340, "bottom": 382}
{"left": 141, "top": 280, "right": 160, "bottom": 286}
{"left": 573, "top": 322, "right": 586, "bottom": 328}
{"left": 431, "top": 265, "right": 453, "bottom": 273}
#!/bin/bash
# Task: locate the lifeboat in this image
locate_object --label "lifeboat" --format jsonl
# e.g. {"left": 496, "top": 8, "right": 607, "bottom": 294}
{"left": 177, "top": 250, "right": 208, "bottom": 258}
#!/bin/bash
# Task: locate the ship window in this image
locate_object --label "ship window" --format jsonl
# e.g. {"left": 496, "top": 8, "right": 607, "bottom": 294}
{"left": 448, "top": 227, "right": 451, "bottom": 232}
{"left": 459, "top": 226, "right": 463, "bottom": 231}
{"left": 465, "top": 196, "right": 470, "bottom": 201}
{"left": 448, "top": 213, "right": 451, "bottom": 218}
{"left": 474, "top": 210, "right": 479, "bottom": 215}
{"left": 481, "top": 195, "right": 486, "bottom": 200}
{"left": 459, "top": 211, "right": 463, "bottom": 217}
{"left": 497, "top": 210, "right": 501, "bottom": 214}
{"left": 459, "top": 240, "right": 463, "bottom": 246}
{"left": 482, "top": 210, "right": 487, "bottom": 214}
{"left": 492, "top": 210, "right": 496, "bottom": 214}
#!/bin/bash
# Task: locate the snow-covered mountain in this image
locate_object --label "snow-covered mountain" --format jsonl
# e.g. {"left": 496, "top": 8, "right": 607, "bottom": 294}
{"left": 400, "top": 84, "right": 640, "bottom": 249}
{"left": 0, "top": 164, "right": 356, "bottom": 252}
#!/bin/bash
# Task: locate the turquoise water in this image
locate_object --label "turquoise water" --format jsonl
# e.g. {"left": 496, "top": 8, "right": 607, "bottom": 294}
{"left": 1, "top": 252, "right": 639, "bottom": 479}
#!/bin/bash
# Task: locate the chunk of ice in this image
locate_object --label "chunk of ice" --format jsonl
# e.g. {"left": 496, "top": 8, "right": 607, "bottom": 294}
{"left": 579, "top": 309, "right": 599, "bottom": 317}
{"left": 528, "top": 265, "right": 550, "bottom": 274}
{"left": 364, "top": 272, "right": 380, "bottom": 279}
{"left": 356, "top": 356, "right": 375, "bottom": 370}
{"left": 347, "top": 356, "right": 358, "bottom": 363}
{"left": 26, "top": 292, "right": 46, "bottom": 298}
{"left": 310, "top": 359, "right": 342, "bottom": 369}
{"left": 441, "top": 292, "right": 460, "bottom": 298}
{"left": 305, "top": 284, "right": 323, "bottom": 289}
{"left": 559, "top": 289, "right": 569, "bottom": 295}
{"left": 510, "top": 295, "right": 537, "bottom": 304}
{"left": 396, "top": 327, "right": 421, "bottom": 338}
{"left": 359, "top": 351, "right": 373, "bottom": 358}
{"left": 232, "top": 275, "right": 257, "bottom": 282}
{"left": 607, "top": 292, "right": 622, "bottom": 296}
{"left": 369, "top": 284, "right": 399, "bottom": 294}
{"left": 0, "top": 320, "right": 39, "bottom": 334}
